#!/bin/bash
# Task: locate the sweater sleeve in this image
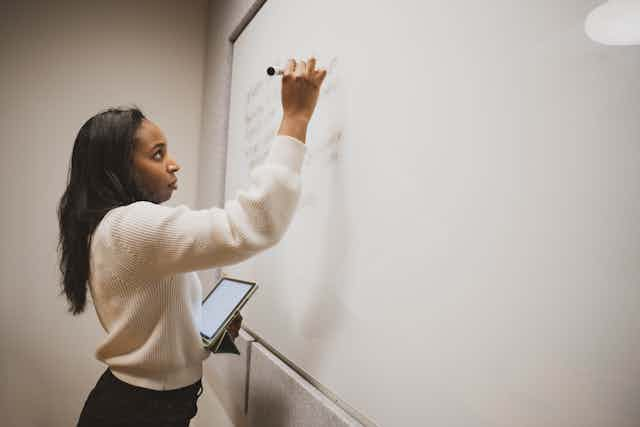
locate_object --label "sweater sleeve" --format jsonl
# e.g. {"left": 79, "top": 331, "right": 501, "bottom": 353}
{"left": 101, "top": 134, "right": 306, "bottom": 280}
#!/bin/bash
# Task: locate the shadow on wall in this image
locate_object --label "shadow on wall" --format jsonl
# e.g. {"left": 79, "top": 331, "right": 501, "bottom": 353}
{"left": 297, "top": 64, "right": 353, "bottom": 369}
{"left": 298, "top": 146, "right": 352, "bottom": 361}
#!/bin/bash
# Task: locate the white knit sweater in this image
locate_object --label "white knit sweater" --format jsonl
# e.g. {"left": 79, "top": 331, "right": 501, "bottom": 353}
{"left": 88, "top": 134, "right": 305, "bottom": 390}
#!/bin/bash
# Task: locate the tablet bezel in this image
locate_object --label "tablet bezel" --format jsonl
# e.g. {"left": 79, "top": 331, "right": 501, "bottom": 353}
{"left": 200, "top": 274, "right": 258, "bottom": 348}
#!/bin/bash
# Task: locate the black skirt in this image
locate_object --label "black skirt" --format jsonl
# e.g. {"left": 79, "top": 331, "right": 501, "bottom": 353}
{"left": 76, "top": 367, "right": 204, "bottom": 427}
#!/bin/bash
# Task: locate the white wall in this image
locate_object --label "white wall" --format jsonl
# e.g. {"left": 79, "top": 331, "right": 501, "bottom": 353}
{"left": 0, "top": 1, "right": 232, "bottom": 425}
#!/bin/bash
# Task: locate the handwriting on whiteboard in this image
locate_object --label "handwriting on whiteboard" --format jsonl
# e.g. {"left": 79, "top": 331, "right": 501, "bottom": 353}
{"left": 243, "top": 56, "right": 345, "bottom": 209}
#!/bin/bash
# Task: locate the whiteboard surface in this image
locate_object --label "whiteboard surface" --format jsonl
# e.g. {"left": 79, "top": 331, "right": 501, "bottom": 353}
{"left": 223, "top": 1, "right": 640, "bottom": 425}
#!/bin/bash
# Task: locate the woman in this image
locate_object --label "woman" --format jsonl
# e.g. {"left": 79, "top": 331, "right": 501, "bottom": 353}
{"left": 58, "top": 57, "right": 326, "bottom": 427}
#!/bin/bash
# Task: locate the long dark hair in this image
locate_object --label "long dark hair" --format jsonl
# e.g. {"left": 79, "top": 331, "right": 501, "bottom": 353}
{"left": 57, "top": 106, "right": 149, "bottom": 315}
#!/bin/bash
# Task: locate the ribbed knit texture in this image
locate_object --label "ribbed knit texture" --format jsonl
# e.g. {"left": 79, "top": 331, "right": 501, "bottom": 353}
{"left": 87, "top": 134, "right": 306, "bottom": 390}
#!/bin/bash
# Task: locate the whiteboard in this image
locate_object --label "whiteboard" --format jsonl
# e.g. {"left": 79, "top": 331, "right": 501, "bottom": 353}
{"left": 222, "top": 1, "right": 640, "bottom": 425}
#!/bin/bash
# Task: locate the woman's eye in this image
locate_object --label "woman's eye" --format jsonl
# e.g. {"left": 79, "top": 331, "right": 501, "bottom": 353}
{"left": 153, "top": 151, "right": 163, "bottom": 160}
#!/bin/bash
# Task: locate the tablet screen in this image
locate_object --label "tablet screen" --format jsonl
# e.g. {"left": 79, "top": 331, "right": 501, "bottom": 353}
{"left": 201, "top": 278, "right": 253, "bottom": 339}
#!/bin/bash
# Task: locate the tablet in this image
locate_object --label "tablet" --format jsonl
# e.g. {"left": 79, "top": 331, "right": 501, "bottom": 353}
{"left": 200, "top": 275, "right": 258, "bottom": 349}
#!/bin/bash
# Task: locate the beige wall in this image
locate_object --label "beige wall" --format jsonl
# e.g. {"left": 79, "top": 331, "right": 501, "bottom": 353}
{"left": 0, "top": 0, "right": 231, "bottom": 425}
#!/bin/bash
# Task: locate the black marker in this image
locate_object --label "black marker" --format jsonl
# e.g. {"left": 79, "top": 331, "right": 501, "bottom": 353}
{"left": 266, "top": 66, "right": 284, "bottom": 76}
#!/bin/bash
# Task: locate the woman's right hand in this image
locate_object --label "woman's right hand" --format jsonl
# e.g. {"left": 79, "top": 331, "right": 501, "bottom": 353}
{"left": 280, "top": 57, "right": 327, "bottom": 123}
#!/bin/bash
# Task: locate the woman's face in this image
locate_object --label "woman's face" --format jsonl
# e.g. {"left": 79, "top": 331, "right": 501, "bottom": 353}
{"left": 132, "top": 119, "right": 180, "bottom": 203}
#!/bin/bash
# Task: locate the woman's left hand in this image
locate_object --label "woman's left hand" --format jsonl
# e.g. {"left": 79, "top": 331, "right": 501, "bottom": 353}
{"left": 226, "top": 312, "right": 243, "bottom": 339}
